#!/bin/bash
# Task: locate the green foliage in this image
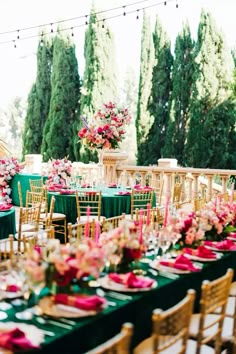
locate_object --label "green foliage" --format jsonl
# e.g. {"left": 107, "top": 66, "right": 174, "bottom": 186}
{"left": 136, "top": 13, "right": 155, "bottom": 165}
{"left": 41, "top": 34, "right": 81, "bottom": 161}
{"left": 22, "top": 37, "right": 52, "bottom": 158}
{"left": 144, "top": 17, "right": 173, "bottom": 165}
{"left": 79, "top": 8, "right": 118, "bottom": 162}
{"left": 185, "top": 10, "right": 235, "bottom": 168}
{"left": 162, "top": 22, "right": 195, "bottom": 165}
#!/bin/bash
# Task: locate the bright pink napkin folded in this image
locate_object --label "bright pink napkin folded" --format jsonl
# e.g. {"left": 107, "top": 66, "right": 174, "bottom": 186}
{"left": 47, "top": 186, "right": 61, "bottom": 192}
{"left": 60, "top": 189, "right": 76, "bottom": 195}
{"left": 0, "top": 328, "right": 39, "bottom": 351}
{"left": 204, "top": 239, "right": 236, "bottom": 250}
{"left": 0, "top": 204, "right": 12, "bottom": 211}
{"left": 117, "top": 191, "right": 131, "bottom": 196}
{"left": 108, "top": 183, "right": 117, "bottom": 188}
{"left": 81, "top": 184, "right": 92, "bottom": 188}
{"left": 183, "top": 245, "right": 216, "bottom": 259}
{"left": 5, "top": 284, "right": 21, "bottom": 292}
{"left": 54, "top": 294, "right": 106, "bottom": 311}
{"left": 108, "top": 272, "right": 154, "bottom": 288}
{"left": 160, "top": 254, "right": 201, "bottom": 272}
{"left": 228, "top": 232, "right": 236, "bottom": 239}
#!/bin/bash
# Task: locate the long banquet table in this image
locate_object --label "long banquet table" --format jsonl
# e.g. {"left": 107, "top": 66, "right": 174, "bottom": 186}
{"left": 1, "top": 251, "right": 236, "bottom": 353}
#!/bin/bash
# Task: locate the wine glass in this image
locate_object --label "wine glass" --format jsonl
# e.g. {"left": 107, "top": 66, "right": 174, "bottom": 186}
{"left": 157, "top": 231, "right": 172, "bottom": 259}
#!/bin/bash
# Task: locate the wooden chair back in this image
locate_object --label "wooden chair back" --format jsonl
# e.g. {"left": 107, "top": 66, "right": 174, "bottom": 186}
{"left": 134, "top": 289, "right": 195, "bottom": 354}
{"left": 172, "top": 183, "right": 182, "bottom": 204}
{"left": 0, "top": 235, "right": 14, "bottom": 261}
{"left": 86, "top": 322, "right": 133, "bottom": 354}
{"left": 130, "top": 189, "right": 154, "bottom": 219}
{"left": 67, "top": 221, "right": 96, "bottom": 241}
{"left": 101, "top": 214, "right": 126, "bottom": 232}
{"left": 25, "top": 190, "right": 43, "bottom": 208}
{"left": 29, "top": 178, "right": 44, "bottom": 193}
{"left": 17, "top": 205, "right": 41, "bottom": 242}
{"left": 75, "top": 191, "right": 102, "bottom": 221}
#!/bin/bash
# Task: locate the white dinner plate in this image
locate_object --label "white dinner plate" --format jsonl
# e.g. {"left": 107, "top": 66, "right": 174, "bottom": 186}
{"left": 150, "top": 259, "right": 195, "bottom": 274}
{"left": 183, "top": 252, "right": 221, "bottom": 262}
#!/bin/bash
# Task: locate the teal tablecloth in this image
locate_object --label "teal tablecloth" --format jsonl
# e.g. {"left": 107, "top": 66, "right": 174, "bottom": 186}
{"left": 1, "top": 252, "right": 236, "bottom": 353}
{"left": 0, "top": 208, "right": 16, "bottom": 239}
{"left": 10, "top": 173, "right": 47, "bottom": 206}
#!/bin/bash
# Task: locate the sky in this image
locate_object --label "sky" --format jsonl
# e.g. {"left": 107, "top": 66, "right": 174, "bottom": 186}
{"left": 0, "top": 0, "right": 235, "bottom": 109}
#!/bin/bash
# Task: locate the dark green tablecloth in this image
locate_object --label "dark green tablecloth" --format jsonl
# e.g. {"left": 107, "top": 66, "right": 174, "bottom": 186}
{"left": 0, "top": 208, "right": 16, "bottom": 239}
{"left": 2, "top": 252, "right": 236, "bottom": 353}
{"left": 10, "top": 173, "right": 47, "bottom": 206}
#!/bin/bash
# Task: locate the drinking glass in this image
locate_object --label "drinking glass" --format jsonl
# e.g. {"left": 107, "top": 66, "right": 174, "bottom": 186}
{"left": 158, "top": 231, "right": 171, "bottom": 259}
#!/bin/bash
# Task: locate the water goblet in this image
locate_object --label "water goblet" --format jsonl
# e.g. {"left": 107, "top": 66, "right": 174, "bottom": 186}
{"left": 158, "top": 231, "right": 172, "bottom": 259}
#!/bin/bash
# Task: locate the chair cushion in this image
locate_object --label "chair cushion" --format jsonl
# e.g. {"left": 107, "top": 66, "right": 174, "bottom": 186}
{"left": 229, "top": 281, "right": 236, "bottom": 296}
{"left": 133, "top": 336, "right": 216, "bottom": 354}
{"left": 51, "top": 213, "right": 66, "bottom": 220}
{"left": 16, "top": 224, "right": 36, "bottom": 233}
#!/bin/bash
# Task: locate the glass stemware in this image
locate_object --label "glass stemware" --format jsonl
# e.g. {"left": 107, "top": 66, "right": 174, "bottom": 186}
{"left": 157, "top": 231, "right": 172, "bottom": 259}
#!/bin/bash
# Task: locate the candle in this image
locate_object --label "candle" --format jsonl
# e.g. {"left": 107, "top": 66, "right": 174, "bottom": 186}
{"left": 146, "top": 203, "right": 151, "bottom": 226}
{"left": 230, "top": 182, "right": 235, "bottom": 204}
{"left": 139, "top": 209, "right": 144, "bottom": 244}
{"left": 163, "top": 195, "right": 170, "bottom": 227}
{"left": 95, "top": 222, "right": 100, "bottom": 244}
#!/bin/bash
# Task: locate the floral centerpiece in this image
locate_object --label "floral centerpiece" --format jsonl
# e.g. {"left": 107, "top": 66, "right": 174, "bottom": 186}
{"left": 47, "top": 157, "right": 72, "bottom": 186}
{"left": 99, "top": 219, "right": 145, "bottom": 272}
{"left": 25, "top": 238, "right": 105, "bottom": 295}
{"left": 0, "top": 157, "right": 23, "bottom": 203}
{"left": 78, "top": 102, "right": 131, "bottom": 151}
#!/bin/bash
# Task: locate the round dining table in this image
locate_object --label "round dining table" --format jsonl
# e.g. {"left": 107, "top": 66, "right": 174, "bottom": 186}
{"left": 0, "top": 207, "right": 16, "bottom": 239}
{"left": 48, "top": 187, "right": 132, "bottom": 223}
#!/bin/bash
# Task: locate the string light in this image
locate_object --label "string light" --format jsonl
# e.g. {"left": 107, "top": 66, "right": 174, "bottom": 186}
{"left": 17, "top": 30, "right": 20, "bottom": 40}
{"left": 13, "top": 40, "right": 16, "bottom": 48}
{"left": 176, "top": 0, "right": 178, "bottom": 8}
{"left": 102, "top": 19, "right": 105, "bottom": 29}
{"left": 71, "top": 27, "right": 74, "bottom": 37}
{"left": 0, "top": 0, "right": 179, "bottom": 47}
{"left": 164, "top": 1, "right": 167, "bottom": 5}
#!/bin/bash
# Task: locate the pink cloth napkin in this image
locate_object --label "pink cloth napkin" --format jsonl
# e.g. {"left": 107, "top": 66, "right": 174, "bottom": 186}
{"left": 0, "top": 328, "right": 39, "bottom": 351}
{"left": 0, "top": 204, "right": 12, "bottom": 211}
{"left": 117, "top": 191, "right": 131, "bottom": 196}
{"left": 5, "top": 285, "right": 21, "bottom": 292}
{"left": 108, "top": 183, "right": 117, "bottom": 188}
{"left": 81, "top": 184, "right": 92, "bottom": 188}
{"left": 183, "top": 245, "right": 217, "bottom": 259}
{"left": 47, "top": 186, "right": 61, "bottom": 192}
{"left": 228, "top": 232, "right": 236, "bottom": 239}
{"left": 54, "top": 294, "right": 106, "bottom": 311}
{"left": 108, "top": 272, "right": 154, "bottom": 288}
{"left": 60, "top": 189, "right": 76, "bottom": 195}
{"left": 160, "top": 254, "right": 201, "bottom": 272}
{"left": 204, "top": 239, "right": 236, "bottom": 250}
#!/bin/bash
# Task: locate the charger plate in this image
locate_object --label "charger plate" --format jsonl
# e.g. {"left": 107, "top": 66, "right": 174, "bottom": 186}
{"left": 38, "top": 296, "right": 104, "bottom": 318}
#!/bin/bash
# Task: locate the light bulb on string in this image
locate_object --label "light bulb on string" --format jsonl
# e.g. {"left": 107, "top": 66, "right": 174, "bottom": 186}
{"left": 13, "top": 40, "right": 17, "bottom": 48}
{"left": 164, "top": 1, "right": 167, "bottom": 5}
{"left": 136, "top": 9, "right": 139, "bottom": 20}
{"left": 50, "top": 23, "right": 54, "bottom": 33}
{"left": 102, "top": 19, "right": 105, "bottom": 29}
{"left": 40, "top": 33, "right": 44, "bottom": 47}
{"left": 17, "top": 30, "right": 20, "bottom": 40}
{"left": 71, "top": 27, "right": 74, "bottom": 36}
{"left": 85, "top": 15, "right": 88, "bottom": 25}
{"left": 123, "top": 6, "right": 126, "bottom": 16}
{"left": 176, "top": 0, "right": 179, "bottom": 8}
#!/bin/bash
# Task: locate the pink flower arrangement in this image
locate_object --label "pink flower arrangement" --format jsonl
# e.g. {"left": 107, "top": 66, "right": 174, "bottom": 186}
{"left": 78, "top": 102, "right": 131, "bottom": 150}
{"left": 0, "top": 157, "right": 23, "bottom": 203}
{"left": 47, "top": 157, "right": 72, "bottom": 185}
{"left": 25, "top": 239, "right": 105, "bottom": 290}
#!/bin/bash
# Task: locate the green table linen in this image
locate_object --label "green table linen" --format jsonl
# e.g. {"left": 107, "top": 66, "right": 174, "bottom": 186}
{"left": 0, "top": 208, "right": 16, "bottom": 239}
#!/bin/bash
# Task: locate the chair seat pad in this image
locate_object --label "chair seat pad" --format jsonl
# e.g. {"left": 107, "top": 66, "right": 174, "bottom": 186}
{"left": 77, "top": 215, "right": 103, "bottom": 223}
{"left": 133, "top": 336, "right": 216, "bottom": 354}
{"left": 229, "top": 281, "right": 236, "bottom": 296}
{"left": 189, "top": 313, "right": 234, "bottom": 342}
{"left": 16, "top": 224, "right": 36, "bottom": 233}
{"left": 51, "top": 213, "right": 66, "bottom": 220}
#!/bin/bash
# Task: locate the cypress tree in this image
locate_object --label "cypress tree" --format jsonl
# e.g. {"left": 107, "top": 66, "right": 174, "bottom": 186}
{"left": 185, "top": 10, "right": 235, "bottom": 168}
{"left": 163, "top": 22, "right": 195, "bottom": 165}
{"left": 136, "top": 12, "right": 155, "bottom": 165}
{"left": 41, "top": 33, "right": 81, "bottom": 161}
{"left": 145, "top": 17, "right": 173, "bottom": 165}
{"left": 79, "top": 8, "right": 117, "bottom": 162}
{"left": 22, "top": 37, "right": 52, "bottom": 158}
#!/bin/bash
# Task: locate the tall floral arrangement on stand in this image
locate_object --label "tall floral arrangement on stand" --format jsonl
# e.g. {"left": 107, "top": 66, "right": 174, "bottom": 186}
{"left": 47, "top": 157, "right": 72, "bottom": 186}
{"left": 78, "top": 102, "right": 131, "bottom": 150}
{"left": 0, "top": 157, "right": 23, "bottom": 203}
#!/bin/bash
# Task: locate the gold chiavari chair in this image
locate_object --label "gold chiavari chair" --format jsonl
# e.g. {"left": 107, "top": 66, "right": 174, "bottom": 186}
{"left": 0, "top": 235, "right": 14, "bottom": 261}
{"left": 86, "top": 322, "right": 134, "bottom": 354}
{"left": 17, "top": 181, "right": 23, "bottom": 207}
{"left": 134, "top": 289, "right": 196, "bottom": 354}
{"left": 16, "top": 205, "right": 41, "bottom": 249}
{"left": 75, "top": 191, "right": 103, "bottom": 222}
{"left": 133, "top": 207, "right": 164, "bottom": 227}
{"left": 188, "top": 268, "right": 233, "bottom": 354}
{"left": 172, "top": 182, "right": 183, "bottom": 204}
{"left": 25, "top": 190, "right": 43, "bottom": 208}
{"left": 101, "top": 214, "right": 126, "bottom": 232}
{"left": 29, "top": 178, "right": 44, "bottom": 193}
{"left": 130, "top": 189, "right": 154, "bottom": 220}
{"left": 39, "top": 196, "right": 55, "bottom": 229}
{"left": 67, "top": 221, "right": 96, "bottom": 241}
{"left": 193, "top": 197, "right": 206, "bottom": 212}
